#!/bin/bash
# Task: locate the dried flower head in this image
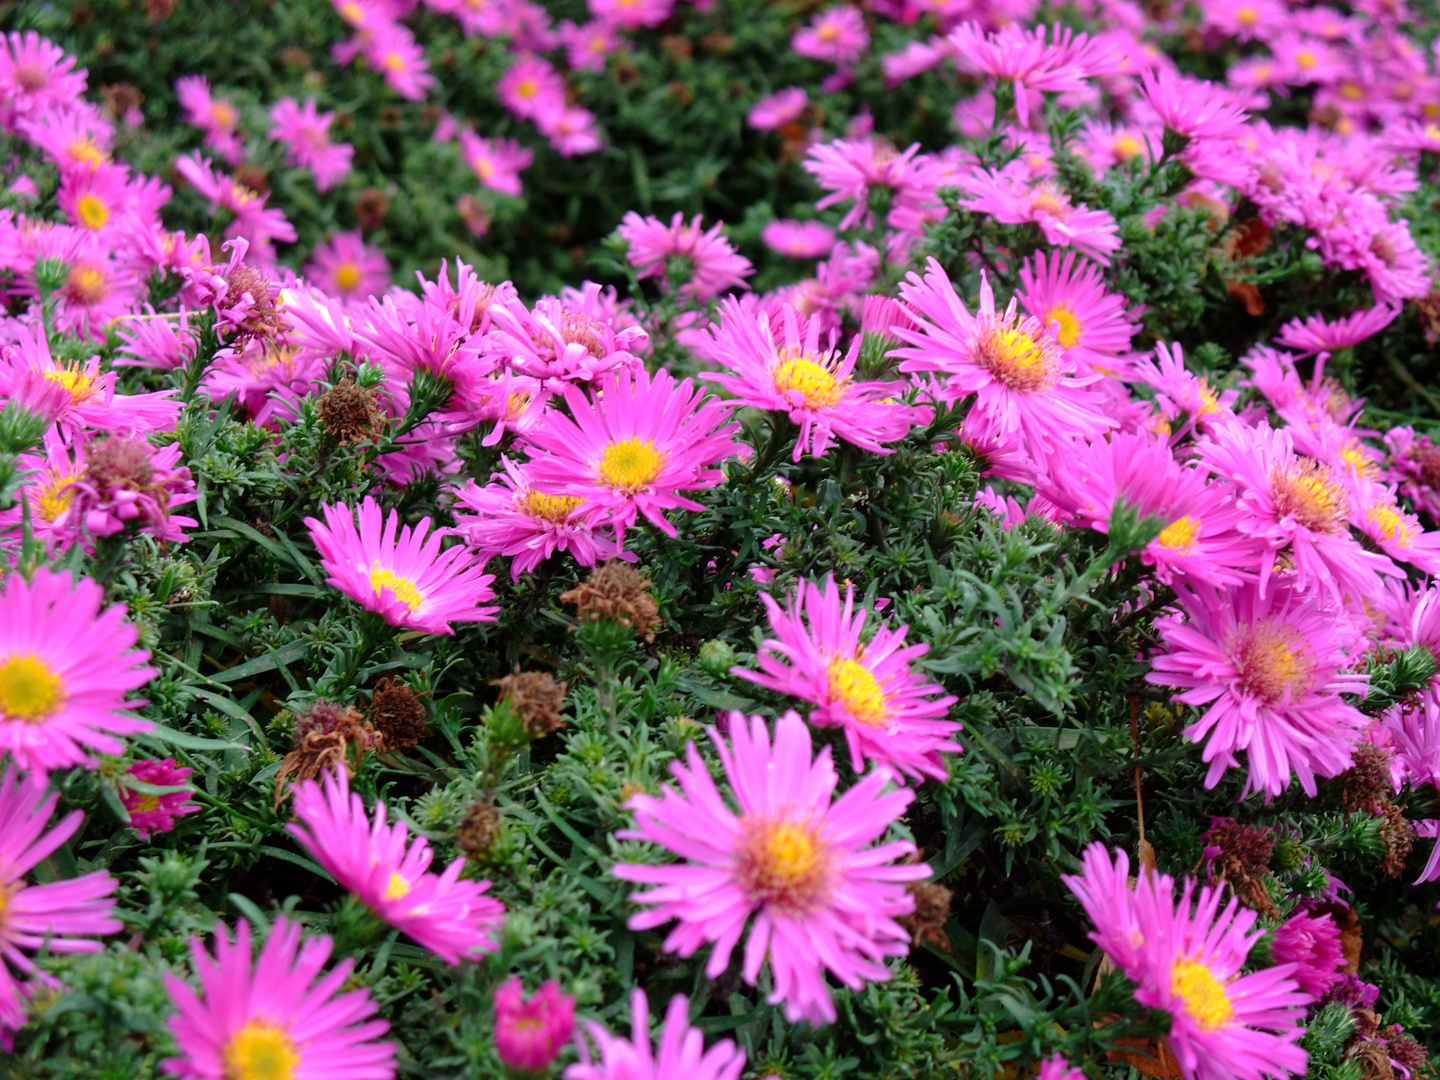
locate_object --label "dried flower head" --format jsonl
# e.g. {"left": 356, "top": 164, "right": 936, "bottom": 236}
{"left": 274, "top": 701, "right": 375, "bottom": 807}
{"left": 492, "top": 669, "right": 568, "bottom": 737}
{"left": 1202, "top": 817, "right": 1277, "bottom": 915}
{"left": 367, "top": 677, "right": 427, "bottom": 753}
{"left": 456, "top": 800, "right": 502, "bottom": 861}
{"left": 560, "top": 560, "right": 661, "bottom": 642}
{"left": 355, "top": 187, "right": 390, "bottom": 229}
{"left": 1341, "top": 741, "right": 1395, "bottom": 815}
{"left": 1378, "top": 803, "right": 1415, "bottom": 878}
{"left": 899, "top": 878, "right": 953, "bottom": 949}
{"left": 318, "top": 376, "right": 384, "bottom": 445}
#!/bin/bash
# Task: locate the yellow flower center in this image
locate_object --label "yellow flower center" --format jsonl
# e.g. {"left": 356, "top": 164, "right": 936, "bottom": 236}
{"left": 222, "top": 1021, "right": 301, "bottom": 1080}
{"left": 523, "top": 490, "right": 584, "bottom": 523}
{"left": 598, "top": 437, "right": 663, "bottom": 493}
{"left": 333, "top": 262, "right": 362, "bottom": 292}
{"left": 369, "top": 564, "right": 424, "bottom": 612}
{"left": 132, "top": 793, "right": 161, "bottom": 813}
{"left": 1113, "top": 135, "right": 1144, "bottom": 161}
{"left": 771, "top": 347, "right": 847, "bottom": 409}
{"left": 212, "top": 102, "right": 238, "bottom": 130}
{"left": 1339, "top": 441, "right": 1377, "bottom": 479}
{"left": 44, "top": 363, "right": 99, "bottom": 403}
{"left": 1271, "top": 458, "right": 1347, "bottom": 535}
{"left": 1234, "top": 619, "right": 1314, "bottom": 705}
{"left": 474, "top": 156, "right": 496, "bottom": 179}
{"left": 1296, "top": 50, "right": 1316, "bottom": 70}
{"left": 1029, "top": 185, "right": 1070, "bottom": 219}
{"left": 1340, "top": 82, "right": 1364, "bottom": 101}
{"left": 66, "top": 137, "right": 107, "bottom": 168}
{"left": 76, "top": 193, "right": 110, "bottom": 230}
{"left": 1170, "top": 957, "right": 1235, "bottom": 1032}
{"left": 1155, "top": 515, "right": 1201, "bottom": 553}
{"left": 1236, "top": 5, "right": 1258, "bottom": 23}
{"left": 65, "top": 264, "right": 110, "bottom": 305}
{"left": 817, "top": 22, "right": 840, "bottom": 41}
{"left": 0, "top": 653, "right": 66, "bottom": 722}
{"left": 36, "top": 471, "right": 78, "bottom": 522}
{"left": 383, "top": 872, "right": 410, "bottom": 901}
{"left": 974, "top": 321, "right": 1059, "bottom": 393}
{"left": 826, "top": 654, "right": 889, "bottom": 726}
{"left": 1367, "top": 500, "right": 1413, "bottom": 544}
{"left": 734, "top": 815, "right": 832, "bottom": 914}
{"left": 1044, "top": 304, "right": 1083, "bottom": 349}
{"left": 517, "top": 78, "right": 538, "bottom": 98}
{"left": 382, "top": 52, "right": 405, "bottom": 72}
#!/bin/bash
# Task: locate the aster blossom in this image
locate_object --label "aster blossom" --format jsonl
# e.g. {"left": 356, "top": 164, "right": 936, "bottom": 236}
{"left": 734, "top": 576, "right": 961, "bottom": 782}
{"left": 121, "top": 757, "right": 200, "bottom": 839}
{"left": 494, "top": 978, "right": 575, "bottom": 1074}
{"left": 288, "top": 768, "right": 504, "bottom": 964}
{"left": 616, "top": 212, "right": 753, "bottom": 300}
{"left": 305, "top": 496, "right": 498, "bottom": 634}
{"left": 269, "top": 97, "right": 354, "bottom": 191}
{"left": 948, "top": 22, "right": 1117, "bottom": 127}
{"left": 304, "top": 231, "right": 392, "bottom": 300}
{"left": 163, "top": 917, "right": 395, "bottom": 1080}
{"left": 565, "top": 989, "right": 745, "bottom": 1080}
{"left": 614, "top": 711, "right": 929, "bottom": 1024}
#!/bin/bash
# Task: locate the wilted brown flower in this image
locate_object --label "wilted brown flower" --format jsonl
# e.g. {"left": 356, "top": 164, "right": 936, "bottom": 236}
{"left": 274, "top": 701, "right": 375, "bottom": 807}
{"left": 456, "top": 800, "right": 502, "bottom": 861}
{"left": 561, "top": 561, "right": 661, "bottom": 642}
{"left": 355, "top": 187, "right": 390, "bottom": 229}
{"left": 493, "top": 670, "right": 568, "bottom": 738}
{"left": 367, "top": 677, "right": 428, "bottom": 753}
{"left": 1202, "top": 817, "right": 1277, "bottom": 916}
{"left": 318, "top": 377, "right": 385, "bottom": 445}
{"left": 899, "top": 880, "right": 953, "bottom": 949}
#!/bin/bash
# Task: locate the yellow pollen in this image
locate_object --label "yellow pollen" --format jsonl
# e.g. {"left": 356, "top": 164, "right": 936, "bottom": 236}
{"left": 826, "top": 654, "right": 888, "bottom": 726}
{"left": 517, "top": 78, "right": 538, "bottom": 98}
{"left": 1045, "top": 304, "right": 1083, "bottom": 348}
{"left": 65, "top": 264, "right": 109, "bottom": 305}
{"left": 1367, "top": 501, "right": 1412, "bottom": 544}
{"left": 1271, "top": 458, "right": 1347, "bottom": 534}
{"left": 1155, "top": 515, "right": 1201, "bottom": 554}
{"left": 1234, "top": 619, "right": 1314, "bottom": 705}
{"left": 132, "top": 793, "right": 161, "bottom": 814}
{"left": 475, "top": 157, "right": 495, "bottom": 179}
{"left": 382, "top": 52, "right": 405, "bottom": 72}
{"left": 66, "top": 137, "right": 107, "bottom": 168}
{"left": 817, "top": 22, "right": 840, "bottom": 41}
{"left": 339, "top": 0, "right": 363, "bottom": 17}
{"left": 734, "top": 815, "right": 832, "bottom": 914}
{"left": 369, "top": 564, "right": 424, "bottom": 612}
{"left": 503, "top": 392, "right": 532, "bottom": 422}
{"left": 1339, "top": 442, "right": 1378, "bottom": 479}
{"left": 76, "top": 193, "right": 110, "bottom": 230}
{"left": 1029, "top": 187, "right": 1069, "bottom": 218}
{"left": 1236, "top": 5, "right": 1257, "bottom": 23}
{"left": 523, "top": 490, "right": 584, "bottom": 523}
{"left": 43, "top": 363, "right": 98, "bottom": 403}
{"left": 212, "top": 102, "right": 237, "bottom": 129}
{"left": 0, "top": 653, "right": 66, "bottom": 722}
{"left": 1113, "top": 134, "right": 1144, "bottom": 161}
{"left": 36, "top": 471, "right": 78, "bottom": 522}
{"left": 598, "top": 437, "right": 663, "bottom": 493}
{"left": 1340, "top": 82, "right": 1364, "bottom": 100}
{"left": 1296, "top": 50, "right": 1317, "bottom": 69}
{"left": 383, "top": 872, "right": 410, "bottom": 901}
{"left": 771, "top": 347, "right": 847, "bottom": 409}
{"left": 333, "top": 262, "right": 363, "bottom": 292}
{"left": 974, "top": 320, "right": 1059, "bottom": 393}
{"left": 1425, "top": 124, "right": 1440, "bottom": 141}
{"left": 1170, "top": 957, "right": 1235, "bottom": 1032}
{"left": 222, "top": 1021, "right": 301, "bottom": 1080}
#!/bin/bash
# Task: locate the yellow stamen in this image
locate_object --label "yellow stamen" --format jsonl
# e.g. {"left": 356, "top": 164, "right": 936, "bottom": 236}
{"left": 0, "top": 653, "right": 66, "bottom": 722}
{"left": 383, "top": 872, "right": 410, "bottom": 901}
{"left": 1044, "top": 304, "right": 1083, "bottom": 349}
{"left": 65, "top": 265, "right": 109, "bottom": 305}
{"left": 369, "top": 564, "right": 424, "bottom": 612}
{"left": 825, "top": 654, "right": 888, "bottom": 727}
{"left": 222, "top": 1021, "right": 301, "bottom": 1080}
{"left": 771, "top": 346, "right": 847, "bottom": 409}
{"left": 333, "top": 262, "right": 362, "bottom": 292}
{"left": 1270, "top": 458, "right": 1347, "bottom": 534}
{"left": 1155, "top": 515, "right": 1201, "bottom": 554}
{"left": 974, "top": 319, "right": 1059, "bottom": 393}
{"left": 734, "top": 815, "right": 833, "bottom": 914}
{"left": 1234, "top": 619, "right": 1314, "bottom": 704}
{"left": 523, "top": 491, "right": 583, "bottom": 523}
{"left": 598, "top": 437, "right": 663, "bottom": 492}
{"left": 1170, "top": 957, "right": 1235, "bottom": 1031}
{"left": 36, "top": 471, "right": 78, "bottom": 523}
{"left": 76, "top": 193, "right": 109, "bottom": 230}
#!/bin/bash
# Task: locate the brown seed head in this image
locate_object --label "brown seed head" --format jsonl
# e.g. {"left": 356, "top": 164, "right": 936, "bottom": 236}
{"left": 367, "top": 677, "right": 427, "bottom": 753}
{"left": 318, "top": 377, "right": 385, "bottom": 445}
{"left": 492, "top": 669, "right": 568, "bottom": 738}
{"left": 456, "top": 800, "right": 502, "bottom": 861}
{"left": 560, "top": 560, "right": 661, "bottom": 642}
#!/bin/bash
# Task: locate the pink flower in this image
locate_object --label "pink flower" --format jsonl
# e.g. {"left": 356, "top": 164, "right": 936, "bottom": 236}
{"left": 948, "top": 22, "right": 1117, "bottom": 127}
{"left": 588, "top": 0, "right": 674, "bottom": 29}
{"left": 614, "top": 712, "right": 928, "bottom": 1024}
{"left": 305, "top": 231, "right": 392, "bottom": 300}
{"left": 458, "top": 131, "right": 533, "bottom": 197}
{"left": 163, "top": 918, "right": 395, "bottom": 1080}
{"left": 565, "top": 990, "right": 744, "bottom": 1080}
{"left": 0, "top": 765, "right": 120, "bottom": 1035}
{"left": 522, "top": 367, "right": 741, "bottom": 545}
{"left": 803, "top": 137, "right": 929, "bottom": 232}
{"left": 537, "top": 103, "right": 603, "bottom": 157}
{"left": 559, "top": 20, "right": 620, "bottom": 71}
{"left": 121, "top": 758, "right": 200, "bottom": 839}
{"left": 747, "top": 88, "right": 807, "bottom": 131}
{"left": 115, "top": 309, "right": 196, "bottom": 370}
{"left": 0, "top": 32, "right": 89, "bottom": 128}
{"left": 202, "top": 338, "right": 326, "bottom": 427}
{"left": 960, "top": 162, "right": 1121, "bottom": 263}
{"left": 269, "top": 97, "right": 354, "bottom": 191}
{"left": 700, "top": 298, "right": 918, "bottom": 461}
{"left": 1274, "top": 305, "right": 1399, "bottom": 355}
{"left": 761, "top": 219, "right": 836, "bottom": 259}
{"left": 174, "top": 156, "right": 297, "bottom": 254}
{"left": 483, "top": 289, "right": 646, "bottom": 387}
{"left": 494, "top": 978, "right": 575, "bottom": 1074}
{"left": 364, "top": 23, "right": 434, "bottom": 101}
{"left": 1271, "top": 911, "right": 1345, "bottom": 999}
{"left": 1148, "top": 582, "right": 1370, "bottom": 798}
{"left": 305, "top": 495, "right": 499, "bottom": 634}
{"left": 792, "top": 7, "right": 869, "bottom": 66}
{"left": 289, "top": 769, "right": 504, "bottom": 964}
{"left": 62, "top": 433, "right": 198, "bottom": 548}
{"left": 1017, "top": 250, "right": 1138, "bottom": 375}
{"left": 498, "top": 55, "right": 566, "bottom": 121}
{"left": 1064, "top": 844, "right": 1310, "bottom": 1080}
{"left": 616, "top": 212, "right": 753, "bottom": 300}
{"left": 175, "top": 74, "right": 244, "bottom": 165}
{"left": 0, "top": 567, "right": 155, "bottom": 774}
{"left": 1037, "top": 1056, "right": 1086, "bottom": 1080}
{"left": 1139, "top": 68, "right": 1250, "bottom": 141}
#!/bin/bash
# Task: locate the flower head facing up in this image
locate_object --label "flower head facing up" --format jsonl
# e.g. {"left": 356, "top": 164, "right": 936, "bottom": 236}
{"left": 288, "top": 768, "right": 504, "bottom": 964}
{"left": 614, "top": 711, "right": 928, "bottom": 1024}
{"left": 734, "top": 576, "right": 961, "bottom": 782}
{"left": 616, "top": 212, "right": 753, "bottom": 300}
{"left": 121, "top": 757, "right": 200, "bottom": 839}
{"left": 0, "top": 567, "right": 155, "bottom": 774}
{"left": 564, "top": 989, "right": 745, "bottom": 1080}
{"left": 494, "top": 977, "right": 576, "bottom": 1073}
{"left": 305, "top": 496, "right": 498, "bottom": 634}
{"left": 162, "top": 917, "right": 396, "bottom": 1080}
{"left": 0, "top": 765, "right": 121, "bottom": 1035}
{"left": 305, "top": 231, "right": 391, "bottom": 300}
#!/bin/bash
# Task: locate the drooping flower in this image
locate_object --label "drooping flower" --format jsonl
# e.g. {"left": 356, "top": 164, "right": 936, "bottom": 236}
{"left": 1270, "top": 911, "right": 1345, "bottom": 999}
{"left": 1274, "top": 305, "right": 1398, "bottom": 355}
{"left": 289, "top": 768, "right": 504, "bottom": 964}
{"left": 1064, "top": 844, "right": 1310, "bottom": 1080}
{"left": 564, "top": 989, "right": 745, "bottom": 1080}
{"left": 1138, "top": 68, "right": 1251, "bottom": 141}
{"left": 522, "top": 367, "right": 741, "bottom": 545}
{"left": 304, "top": 231, "right": 392, "bottom": 300}
{"left": 175, "top": 74, "right": 244, "bottom": 165}
{"left": 121, "top": 757, "right": 200, "bottom": 840}
{"left": 701, "top": 298, "right": 918, "bottom": 462}
{"left": 305, "top": 495, "right": 499, "bottom": 634}
{"left": 1148, "top": 582, "right": 1370, "bottom": 798}
{"left": 493, "top": 977, "right": 576, "bottom": 1074}
{"left": 162, "top": 917, "right": 396, "bottom": 1080}
{"left": 616, "top": 212, "right": 753, "bottom": 300}
{"left": 614, "top": 711, "right": 928, "bottom": 1024}
{"left": 0, "top": 765, "right": 121, "bottom": 1035}
{"left": 734, "top": 577, "right": 960, "bottom": 781}
{"left": 0, "top": 567, "right": 155, "bottom": 774}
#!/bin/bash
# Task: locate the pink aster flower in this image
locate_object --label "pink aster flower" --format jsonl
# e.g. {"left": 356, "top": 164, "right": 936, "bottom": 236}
{"left": 565, "top": 989, "right": 744, "bottom": 1080}
{"left": 494, "top": 978, "right": 575, "bottom": 1074}
{"left": 363, "top": 23, "right": 434, "bottom": 101}
{"left": 522, "top": 367, "right": 741, "bottom": 545}
{"left": 617, "top": 212, "right": 753, "bottom": 300}
{"left": 62, "top": 433, "right": 198, "bottom": 549}
{"left": 484, "top": 288, "right": 646, "bottom": 388}
{"left": 121, "top": 757, "right": 200, "bottom": 840}
{"left": 0, "top": 765, "right": 121, "bottom": 1036}
{"left": 202, "top": 339, "right": 326, "bottom": 427}
{"left": 115, "top": 309, "right": 196, "bottom": 371}
{"left": 163, "top": 917, "right": 395, "bottom": 1080}
{"left": 559, "top": 19, "right": 620, "bottom": 71}
{"left": 614, "top": 712, "right": 929, "bottom": 1024}
{"left": 175, "top": 74, "right": 244, "bottom": 165}
{"left": 305, "top": 231, "right": 391, "bottom": 300}
{"left": 792, "top": 7, "right": 869, "bottom": 66}
{"left": 948, "top": 22, "right": 1116, "bottom": 128}
{"left": 1271, "top": 911, "right": 1344, "bottom": 999}
{"left": 1063, "top": 844, "right": 1310, "bottom": 1080}
{"left": 536, "top": 103, "right": 603, "bottom": 157}
{"left": 0, "top": 32, "right": 89, "bottom": 128}
{"left": 747, "top": 88, "right": 808, "bottom": 131}
{"left": 1017, "top": 250, "right": 1138, "bottom": 375}
{"left": 1274, "top": 305, "right": 1399, "bottom": 355}
{"left": 289, "top": 768, "right": 504, "bottom": 964}
{"left": 1351, "top": 484, "right": 1440, "bottom": 576}
{"left": 733, "top": 576, "right": 960, "bottom": 781}
{"left": 1037, "top": 1056, "right": 1086, "bottom": 1080}
{"left": 498, "top": 55, "right": 566, "bottom": 121}
{"left": 1148, "top": 582, "right": 1370, "bottom": 798}
{"left": 0, "top": 567, "right": 155, "bottom": 774}
{"left": 803, "top": 137, "right": 928, "bottom": 232}
{"left": 57, "top": 162, "right": 143, "bottom": 235}
{"left": 269, "top": 97, "right": 355, "bottom": 192}
{"left": 305, "top": 495, "right": 498, "bottom": 634}
{"left": 893, "top": 258, "right": 1111, "bottom": 458}
{"left": 761, "top": 220, "right": 836, "bottom": 259}
{"left": 588, "top": 0, "right": 674, "bottom": 30}
{"left": 1139, "top": 68, "right": 1250, "bottom": 141}
{"left": 458, "top": 131, "right": 533, "bottom": 197}
{"left": 452, "top": 455, "right": 622, "bottom": 580}
{"left": 701, "top": 298, "right": 917, "bottom": 462}
{"left": 960, "top": 162, "right": 1121, "bottom": 263}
